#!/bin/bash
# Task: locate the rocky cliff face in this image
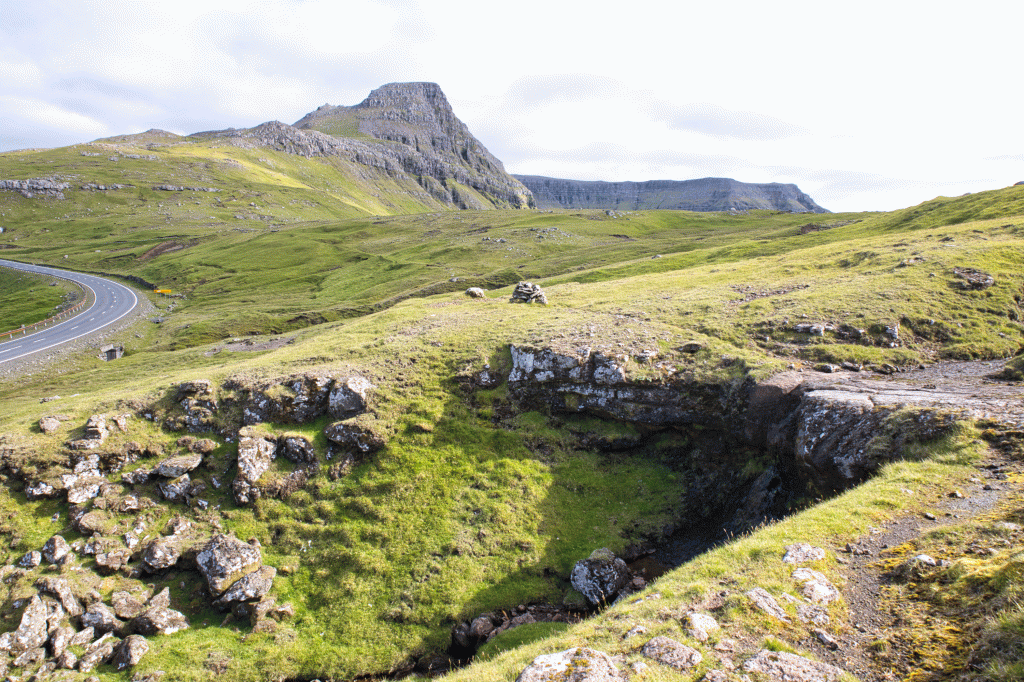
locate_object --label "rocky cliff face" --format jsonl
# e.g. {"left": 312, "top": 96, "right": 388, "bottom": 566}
{"left": 515, "top": 175, "right": 828, "bottom": 213}
{"left": 293, "top": 82, "right": 533, "bottom": 210}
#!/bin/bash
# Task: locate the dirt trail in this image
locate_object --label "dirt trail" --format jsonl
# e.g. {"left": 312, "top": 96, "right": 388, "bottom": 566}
{"left": 791, "top": 360, "right": 1024, "bottom": 680}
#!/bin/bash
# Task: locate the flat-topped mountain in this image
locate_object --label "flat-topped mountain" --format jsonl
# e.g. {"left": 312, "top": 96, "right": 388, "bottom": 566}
{"left": 294, "top": 82, "right": 533, "bottom": 210}
{"left": 516, "top": 175, "right": 828, "bottom": 213}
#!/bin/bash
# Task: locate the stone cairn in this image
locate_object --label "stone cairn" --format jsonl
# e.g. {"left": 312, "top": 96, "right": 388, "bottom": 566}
{"left": 509, "top": 282, "right": 547, "bottom": 305}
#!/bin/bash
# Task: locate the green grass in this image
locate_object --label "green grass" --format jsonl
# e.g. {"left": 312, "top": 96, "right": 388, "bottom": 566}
{"left": 0, "top": 145, "right": 1022, "bottom": 681}
{"left": 0, "top": 266, "right": 80, "bottom": 331}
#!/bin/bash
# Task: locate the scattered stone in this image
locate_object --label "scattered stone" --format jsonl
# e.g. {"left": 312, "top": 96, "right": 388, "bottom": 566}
{"left": 111, "top": 634, "right": 149, "bottom": 670}
{"left": 56, "top": 648, "right": 78, "bottom": 669}
{"left": 570, "top": 550, "right": 631, "bottom": 606}
{"left": 954, "top": 267, "right": 995, "bottom": 290}
{"left": 814, "top": 628, "right": 840, "bottom": 650}
{"left": 623, "top": 624, "right": 648, "bottom": 639}
{"left": 782, "top": 543, "right": 826, "bottom": 564}
{"left": 78, "top": 631, "right": 118, "bottom": 673}
{"left": 791, "top": 567, "right": 841, "bottom": 605}
{"left": 746, "top": 587, "right": 790, "bottom": 623}
{"left": 685, "top": 612, "right": 719, "bottom": 642}
{"left": 18, "top": 550, "right": 41, "bottom": 568}
{"left": 515, "top": 647, "right": 620, "bottom": 682}
{"left": 742, "top": 649, "right": 848, "bottom": 682}
{"left": 641, "top": 635, "right": 703, "bottom": 670}
{"left": 509, "top": 281, "right": 547, "bottom": 305}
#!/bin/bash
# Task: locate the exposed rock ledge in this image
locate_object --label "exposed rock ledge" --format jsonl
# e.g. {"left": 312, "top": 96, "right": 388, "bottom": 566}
{"left": 508, "top": 346, "right": 1023, "bottom": 496}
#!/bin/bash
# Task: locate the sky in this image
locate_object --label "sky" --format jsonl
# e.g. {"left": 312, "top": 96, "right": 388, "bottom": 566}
{"left": 1, "top": 0, "right": 1021, "bottom": 213}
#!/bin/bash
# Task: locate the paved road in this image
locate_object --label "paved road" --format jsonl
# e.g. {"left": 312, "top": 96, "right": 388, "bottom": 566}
{"left": 0, "top": 258, "right": 140, "bottom": 365}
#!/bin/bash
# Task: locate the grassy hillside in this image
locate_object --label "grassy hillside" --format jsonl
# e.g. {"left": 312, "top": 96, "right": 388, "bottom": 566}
{"left": 0, "top": 181, "right": 1021, "bottom": 681}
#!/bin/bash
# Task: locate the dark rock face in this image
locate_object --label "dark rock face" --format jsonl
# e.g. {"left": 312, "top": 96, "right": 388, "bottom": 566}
{"left": 515, "top": 175, "right": 828, "bottom": 213}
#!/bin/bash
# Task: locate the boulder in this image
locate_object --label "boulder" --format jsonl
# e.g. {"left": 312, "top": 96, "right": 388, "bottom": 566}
{"left": 213, "top": 566, "right": 276, "bottom": 608}
{"left": 112, "top": 591, "right": 148, "bottom": 620}
{"left": 328, "top": 376, "right": 375, "bottom": 418}
{"left": 81, "top": 602, "right": 125, "bottom": 634}
{"left": 41, "top": 535, "right": 71, "bottom": 564}
{"left": 39, "top": 416, "right": 62, "bottom": 434}
{"left": 142, "top": 537, "right": 182, "bottom": 572}
{"left": 236, "top": 435, "right": 276, "bottom": 483}
{"left": 96, "top": 548, "right": 133, "bottom": 574}
{"left": 465, "top": 287, "right": 486, "bottom": 298}
{"left": 11, "top": 596, "right": 49, "bottom": 652}
{"left": 742, "top": 649, "right": 848, "bottom": 682}
{"left": 280, "top": 435, "right": 316, "bottom": 464}
{"left": 515, "top": 647, "right": 620, "bottom": 682}
{"left": 196, "top": 534, "right": 262, "bottom": 595}
{"left": 111, "top": 634, "right": 149, "bottom": 670}
{"left": 158, "top": 473, "right": 192, "bottom": 502}
{"left": 131, "top": 606, "right": 189, "bottom": 636}
{"left": 18, "top": 550, "right": 41, "bottom": 568}
{"left": 323, "top": 418, "right": 386, "bottom": 454}
{"left": 641, "top": 636, "right": 703, "bottom": 670}
{"left": 570, "top": 551, "right": 631, "bottom": 606}
{"left": 153, "top": 454, "right": 203, "bottom": 478}
{"left": 684, "top": 612, "right": 719, "bottom": 643}
{"left": 792, "top": 567, "right": 841, "bottom": 605}
{"left": 48, "top": 625, "right": 75, "bottom": 658}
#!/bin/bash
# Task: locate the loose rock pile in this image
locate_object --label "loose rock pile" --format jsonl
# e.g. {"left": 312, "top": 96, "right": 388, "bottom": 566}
{"left": 510, "top": 282, "right": 547, "bottom": 304}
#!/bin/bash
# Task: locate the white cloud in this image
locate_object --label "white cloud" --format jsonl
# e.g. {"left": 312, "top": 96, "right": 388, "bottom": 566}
{"left": 0, "top": 0, "right": 1022, "bottom": 212}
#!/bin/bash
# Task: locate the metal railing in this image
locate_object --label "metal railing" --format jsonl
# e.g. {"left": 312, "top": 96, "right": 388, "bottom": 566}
{"left": 0, "top": 299, "right": 89, "bottom": 340}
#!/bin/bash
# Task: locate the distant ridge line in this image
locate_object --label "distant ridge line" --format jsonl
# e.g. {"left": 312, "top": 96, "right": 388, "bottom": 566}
{"left": 515, "top": 175, "right": 828, "bottom": 213}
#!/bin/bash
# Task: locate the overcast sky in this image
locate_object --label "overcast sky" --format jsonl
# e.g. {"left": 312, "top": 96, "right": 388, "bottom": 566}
{"left": 2, "top": 0, "right": 1021, "bottom": 212}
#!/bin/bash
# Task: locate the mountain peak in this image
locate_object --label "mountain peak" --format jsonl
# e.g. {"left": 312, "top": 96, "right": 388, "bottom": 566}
{"left": 294, "top": 83, "right": 533, "bottom": 209}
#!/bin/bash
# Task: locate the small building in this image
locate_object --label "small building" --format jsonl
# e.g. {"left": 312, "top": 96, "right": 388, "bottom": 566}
{"left": 100, "top": 344, "right": 124, "bottom": 361}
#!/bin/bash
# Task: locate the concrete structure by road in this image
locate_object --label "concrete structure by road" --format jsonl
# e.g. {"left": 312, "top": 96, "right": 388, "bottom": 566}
{"left": 0, "top": 258, "right": 140, "bottom": 365}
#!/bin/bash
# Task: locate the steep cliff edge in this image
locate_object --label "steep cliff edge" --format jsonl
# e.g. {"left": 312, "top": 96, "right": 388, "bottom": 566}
{"left": 515, "top": 175, "right": 828, "bottom": 213}
{"left": 294, "top": 82, "right": 533, "bottom": 210}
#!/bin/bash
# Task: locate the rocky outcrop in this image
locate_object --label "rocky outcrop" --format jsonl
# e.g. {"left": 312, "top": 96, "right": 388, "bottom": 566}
{"left": 507, "top": 345, "right": 969, "bottom": 506}
{"left": 0, "top": 177, "right": 70, "bottom": 199}
{"left": 516, "top": 175, "right": 828, "bottom": 213}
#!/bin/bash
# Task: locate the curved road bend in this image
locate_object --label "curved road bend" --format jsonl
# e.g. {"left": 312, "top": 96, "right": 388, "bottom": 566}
{"left": 0, "top": 258, "right": 140, "bottom": 366}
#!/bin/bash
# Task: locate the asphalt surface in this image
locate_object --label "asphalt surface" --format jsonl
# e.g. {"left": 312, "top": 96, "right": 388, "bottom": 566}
{"left": 0, "top": 258, "right": 140, "bottom": 366}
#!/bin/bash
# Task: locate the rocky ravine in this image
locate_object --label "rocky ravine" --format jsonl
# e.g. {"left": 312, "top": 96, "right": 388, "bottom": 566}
{"left": 1, "top": 345, "right": 1020, "bottom": 678}
{"left": 514, "top": 175, "right": 828, "bottom": 213}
